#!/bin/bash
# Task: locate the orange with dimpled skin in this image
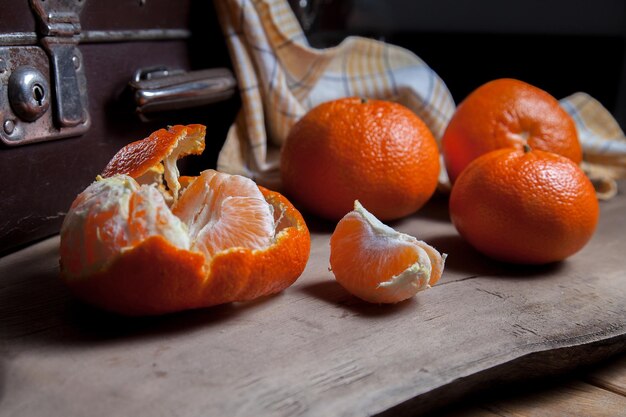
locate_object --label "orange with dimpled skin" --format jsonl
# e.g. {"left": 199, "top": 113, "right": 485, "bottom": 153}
{"left": 280, "top": 97, "right": 440, "bottom": 221}
{"left": 449, "top": 146, "right": 598, "bottom": 265}
{"left": 441, "top": 78, "right": 582, "bottom": 184}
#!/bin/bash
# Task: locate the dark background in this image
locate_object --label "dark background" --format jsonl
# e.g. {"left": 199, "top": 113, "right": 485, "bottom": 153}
{"left": 300, "top": 0, "right": 626, "bottom": 126}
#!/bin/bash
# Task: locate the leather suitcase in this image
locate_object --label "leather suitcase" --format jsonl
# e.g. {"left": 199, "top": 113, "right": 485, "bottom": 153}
{"left": 0, "top": 0, "right": 238, "bottom": 254}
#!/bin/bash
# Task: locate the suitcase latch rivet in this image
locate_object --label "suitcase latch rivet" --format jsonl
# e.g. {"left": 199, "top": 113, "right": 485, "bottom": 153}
{"left": 3, "top": 120, "right": 16, "bottom": 135}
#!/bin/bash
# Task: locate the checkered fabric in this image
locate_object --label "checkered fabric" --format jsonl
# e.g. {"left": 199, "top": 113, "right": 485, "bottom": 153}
{"left": 215, "top": 0, "right": 626, "bottom": 198}
{"left": 560, "top": 93, "right": 626, "bottom": 199}
{"left": 213, "top": 0, "right": 455, "bottom": 188}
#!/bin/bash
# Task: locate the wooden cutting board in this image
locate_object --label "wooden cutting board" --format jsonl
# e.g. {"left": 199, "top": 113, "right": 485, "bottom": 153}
{"left": 1, "top": 185, "right": 625, "bottom": 416}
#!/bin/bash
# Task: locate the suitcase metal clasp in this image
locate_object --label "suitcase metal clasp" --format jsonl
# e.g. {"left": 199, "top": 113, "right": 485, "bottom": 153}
{"left": 31, "top": 0, "right": 89, "bottom": 128}
{"left": 0, "top": 0, "right": 90, "bottom": 146}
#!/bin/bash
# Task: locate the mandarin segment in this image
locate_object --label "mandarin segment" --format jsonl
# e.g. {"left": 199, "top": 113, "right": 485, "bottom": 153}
{"left": 172, "top": 170, "right": 275, "bottom": 262}
{"left": 330, "top": 201, "right": 445, "bottom": 304}
{"left": 281, "top": 97, "right": 440, "bottom": 221}
{"left": 449, "top": 147, "right": 599, "bottom": 264}
{"left": 441, "top": 78, "right": 582, "bottom": 183}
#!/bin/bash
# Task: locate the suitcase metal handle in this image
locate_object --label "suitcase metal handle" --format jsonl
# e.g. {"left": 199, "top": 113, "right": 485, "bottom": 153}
{"left": 129, "top": 66, "right": 237, "bottom": 119}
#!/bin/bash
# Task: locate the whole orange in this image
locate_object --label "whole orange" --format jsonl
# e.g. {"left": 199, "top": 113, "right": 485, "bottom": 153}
{"left": 280, "top": 97, "right": 440, "bottom": 221}
{"left": 449, "top": 146, "right": 599, "bottom": 264}
{"left": 441, "top": 78, "right": 582, "bottom": 183}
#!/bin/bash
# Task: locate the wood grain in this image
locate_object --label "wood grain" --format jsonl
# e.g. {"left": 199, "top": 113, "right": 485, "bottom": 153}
{"left": 0, "top": 186, "right": 625, "bottom": 417}
{"left": 486, "top": 381, "right": 626, "bottom": 417}
{"left": 586, "top": 355, "right": 626, "bottom": 396}
{"left": 443, "top": 380, "right": 626, "bottom": 417}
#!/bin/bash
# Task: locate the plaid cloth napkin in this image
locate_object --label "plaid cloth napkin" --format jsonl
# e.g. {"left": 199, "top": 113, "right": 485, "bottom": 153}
{"left": 214, "top": 0, "right": 626, "bottom": 199}
{"left": 560, "top": 93, "right": 626, "bottom": 199}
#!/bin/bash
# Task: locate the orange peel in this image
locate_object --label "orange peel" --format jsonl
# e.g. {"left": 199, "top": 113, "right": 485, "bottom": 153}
{"left": 102, "top": 124, "right": 206, "bottom": 201}
{"left": 60, "top": 125, "right": 310, "bottom": 315}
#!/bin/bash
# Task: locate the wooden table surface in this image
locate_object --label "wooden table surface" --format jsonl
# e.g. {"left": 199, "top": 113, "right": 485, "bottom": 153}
{"left": 438, "top": 353, "right": 626, "bottom": 416}
{"left": 1, "top": 185, "right": 625, "bottom": 416}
